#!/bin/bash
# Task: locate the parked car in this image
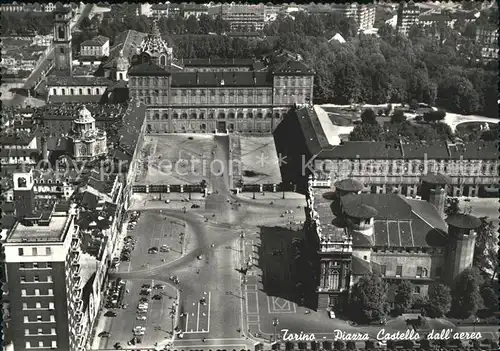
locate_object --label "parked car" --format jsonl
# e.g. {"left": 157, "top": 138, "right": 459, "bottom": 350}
{"left": 139, "top": 297, "right": 148, "bottom": 303}
{"left": 148, "top": 248, "right": 158, "bottom": 254}
{"left": 160, "top": 245, "right": 170, "bottom": 253}
{"left": 99, "top": 331, "right": 111, "bottom": 337}
{"left": 105, "top": 311, "right": 117, "bottom": 317}
{"left": 197, "top": 255, "right": 202, "bottom": 260}
{"left": 140, "top": 290, "right": 151, "bottom": 296}
{"left": 191, "top": 204, "right": 200, "bottom": 208}
{"left": 200, "top": 297, "right": 206, "bottom": 305}
{"left": 142, "top": 284, "right": 151, "bottom": 289}
{"left": 152, "top": 294, "right": 163, "bottom": 300}
{"left": 136, "top": 315, "right": 147, "bottom": 320}
{"left": 154, "top": 284, "right": 165, "bottom": 290}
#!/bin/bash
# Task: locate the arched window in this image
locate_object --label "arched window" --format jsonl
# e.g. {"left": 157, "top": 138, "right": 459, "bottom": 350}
{"left": 191, "top": 113, "right": 197, "bottom": 119}
{"left": 160, "top": 55, "right": 166, "bottom": 66}
{"left": 237, "top": 112, "right": 243, "bottom": 119}
{"left": 181, "top": 113, "right": 188, "bottom": 119}
{"left": 208, "top": 112, "right": 214, "bottom": 119}
{"left": 228, "top": 112, "right": 235, "bottom": 119}
{"left": 274, "top": 113, "right": 280, "bottom": 119}
{"left": 87, "top": 88, "right": 91, "bottom": 94}
{"left": 247, "top": 112, "right": 253, "bottom": 119}
{"left": 78, "top": 88, "right": 82, "bottom": 95}
{"left": 266, "top": 113, "right": 272, "bottom": 119}
{"left": 61, "top": 89, "right": 66, "bottom": 95}
{"left": 119, "top": 73, "right": 123, "bottom": 80}
{"left": 218, "top": 112, "right": 225, "bottom": 119}
{"left": 70, "top": 88, "right": 74, "bottom": 95}
{"left": 173, "top": 113, "right": 178, "bottom": 119}
{"left": 200, "top": 123, "right": 206, "bottom": 130}
{"left": 17, "top": 177, "right": 27, "bottom": 188}
{"left": 58, "top": 27, "right": 65, "bottom": 40}
{"left": 95, "top": 88, "right": 100, "bottom": 95}
{"left": 53, "top": 89, "right": 57, "bottom": 95}
{"left": 162, "top": 113, "right": 169, "bottom": 120}
{"left": 154, "top": 113, "right": 160, "bottom": 120}
{"left": 199, "top": 112, "right": 205, "bottom": 119}
{"left": 256, "top": 112, "right": 263, "bottom": 119}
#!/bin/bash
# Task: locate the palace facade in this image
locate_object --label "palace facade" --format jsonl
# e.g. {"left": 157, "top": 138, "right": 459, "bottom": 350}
{"left": 127, "top": 21, "right": 314, "bottom": 134}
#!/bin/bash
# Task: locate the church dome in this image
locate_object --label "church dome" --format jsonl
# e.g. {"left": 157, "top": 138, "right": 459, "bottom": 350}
{"left": 116, "top": 50, "right": 129, "bottom": 71}
{"left": 75, "top": 106, "right": 95, "bottom": 124}
{"left": 140, "top": 19, "right": 172, "bottom": 58}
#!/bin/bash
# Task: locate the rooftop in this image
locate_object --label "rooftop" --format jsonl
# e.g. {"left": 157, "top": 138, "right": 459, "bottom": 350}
{"left": 7, "top": 214, "right": 70, "bottom": 243}
{"left": 334, "top": 178, "right": 363, "bottom": 192}
{"left": 171, "top": 71, "right": 273, "bottom": 87}
{"left": 46, "top": 75, "right": 111, "bottom": 87}
{"left": 81, "top": 35, "right": 109, "bottom": 47}
{"left": 446, "top": 213, "right": 482, "bottom": 229}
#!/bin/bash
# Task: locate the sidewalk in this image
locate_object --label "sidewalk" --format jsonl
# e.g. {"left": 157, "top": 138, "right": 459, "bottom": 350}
{"left": 236, "top": 191, "right": 305, "bottom": 202}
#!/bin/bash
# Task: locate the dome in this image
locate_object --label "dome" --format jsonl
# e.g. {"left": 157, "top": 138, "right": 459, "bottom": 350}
{"left": 116, "top": 50, "right": 129, "bottom": 71}
{"left": 335, "top": 178, "right": 364, "bottom": 192}
{"left": 75, "top": 106, "right": 95, "bottom": 124}
{"left": 446, "top": 213, "right": 481, "bottom": 230}
{"left": 140, "top": 19, "right": 172, "bottom": 58}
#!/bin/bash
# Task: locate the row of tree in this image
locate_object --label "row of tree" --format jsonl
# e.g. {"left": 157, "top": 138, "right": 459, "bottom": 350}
{"left": 350, "top": 267, "right": 497, "bottom": 324}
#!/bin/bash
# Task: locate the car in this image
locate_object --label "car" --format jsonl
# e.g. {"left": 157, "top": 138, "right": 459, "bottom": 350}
{"left": 148, "top": 248, "right": 158, "bottom": 254}
{"left": 328, "top": 310, "right": 336, "bottom": 319}
{"left": 464, "top": 198, "right": 471, "bottom": 202}
{"left": 136, "top": 315, "right": 147, "bottom": 320}
{"left": 142, "top": 284, "right": 151, "bottom": 289}
{"left": 138, "top": 302, "right": 148, "bottom": 308}
{"left": 105, "top": 311, "right": 117, "bottom": 317}
{"left": 139, "top": 297, "right": 148, "bottom": 303}
{"left": 140, "top": 290, "right": 151, "bottom": 296}
{"left": 98, "top": 331, "right": 111, "bottom": 337}
{"left": 200, "top": 297, "right": 206, "bottom": 305}
{"left": 160, "top": 245, "right": 170, "bottom": 253}
{"left": 134, "top": 330, "right": 145, "bottom": 336}
{"left": 177, "top": 332, "right": 184, "bottom": 339}
{"left": 152, "top": 294, "right": 163, "bottom": 300}
{"left": 191, "top": 204, "right": 200, "bottom": 209}
{"left": 169, "top": 276, "right": 179, "bottom": 284}
{"left": 197, "top": 255, "right": 202, "bottom": 260}
{"left": 154, "top": 284, "right": 165, "bottom": 290}
{"left": 121, "top": 257, "right": 130, "bottom": 262}
{"left": 164, "top": 199, "right": 170, "bottom": 204}
{"left": 114, "top": 342, "right": 122, "bottom": 349}
{"left": 133, "top": 326, "right": 145, "bottom": 331}
{"left": 112, "top": 257, "right": 120, "bottom": 262}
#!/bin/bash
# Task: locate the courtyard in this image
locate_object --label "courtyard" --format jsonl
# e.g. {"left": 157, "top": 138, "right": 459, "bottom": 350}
{"left": 134, "top": 134, "right": 215, "bottom": 186}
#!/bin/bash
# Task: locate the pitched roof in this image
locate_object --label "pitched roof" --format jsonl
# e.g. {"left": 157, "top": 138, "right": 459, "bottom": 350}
{"left": 128, "top": 62, "right": 171, "bottom": 76}
{"left": 272, "top": 56, "right": 314, "bottom": 76}
{"left": 81, "top": 35, "right": 109, "bottom": 47}
{"left": 351, "top": 256, "right": 372, "bottom": 275}
{"left": 343, "top": 203, "right": 378, "bottom": 219}
{"left": 341, "top": 194, "right": 413, "bottom": 220}
{"left": 46, "top": 75, "right": 111, "bottom": 87}
{"left": 0, "top": 133, "right": 36, "bottom": 145}
{"left": 180, "top": 58, "right": 257, "bottom": 67}
{"left": 48, "top": 95, "right": 104, "bottom": 104}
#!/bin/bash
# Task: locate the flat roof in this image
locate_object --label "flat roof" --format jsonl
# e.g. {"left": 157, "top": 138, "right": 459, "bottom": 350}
{"left": 7, "top": 215, "right": 70, "bottom": 243}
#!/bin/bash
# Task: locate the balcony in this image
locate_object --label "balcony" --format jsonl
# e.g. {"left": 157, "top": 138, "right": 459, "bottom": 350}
{"left": 71, "top": 251, "right": 80, "bottom": 265}
{"left": 71, "top": 238, "right": 79, "bottom": 251}
{"left": 73, "top": 276, "right": 82, "bottom": 289}
{"left": 72, "top": 264, "right": 81, "bottom": 277}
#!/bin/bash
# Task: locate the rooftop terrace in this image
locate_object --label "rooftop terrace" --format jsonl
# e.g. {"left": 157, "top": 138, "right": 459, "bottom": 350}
{"left": 7, "top": 214, "right": 70, "bottom": 243}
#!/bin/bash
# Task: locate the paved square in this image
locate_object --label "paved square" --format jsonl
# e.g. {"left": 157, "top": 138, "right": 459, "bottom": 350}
{"left": 267, "top": 296, "right": 297, "bottom": 314}
{"left": 237, "top": 135, "right": 282, "bottom": 185}
{"left": 134, "top": 134, "right": 214, "bottom": 185}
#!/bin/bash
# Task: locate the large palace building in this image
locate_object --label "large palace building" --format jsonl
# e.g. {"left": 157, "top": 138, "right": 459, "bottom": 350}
{"left": 126, "top": 21, "right": 314, "bottom": 134}
{"left": 305, "top": 174, "right": 481, "bottom": 311}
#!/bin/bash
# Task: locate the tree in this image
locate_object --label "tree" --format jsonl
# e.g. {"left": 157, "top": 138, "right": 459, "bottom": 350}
{"left": 390, "top": 110, "right": 406, "bottom": 123}
{"left": 349, "top": 274, "right": 389, "bottom": 324}
{"left": 445, "top": 197, "right": 461, "bottom": 216}
{"left": 451, "top": 267, "right": 483, "bottom": 319}
{"left": 423, "top": 110, "right": 446, "bottom": 123}
{"left": 394, "top": 280, "right": 414, "bottom": 314}
{"left": 437, "top": 75, "right": 480, "bottom": 115}
{"left": 480, "top": 283, "right": 498, "bottom": 312}
{"left": 474, "top": 217, "right": 498, "bottom": 279}
{"left": 361, "top": 108, "right": 377, "bottom": 125}
{"left": 81, "top": 17, "right": 92, "bottom": 30}
{"left": 349, "top": 123, "right": 384, "bottom": 142}
{"left": 427, "top": 284, "right": 452, "bottom": 318}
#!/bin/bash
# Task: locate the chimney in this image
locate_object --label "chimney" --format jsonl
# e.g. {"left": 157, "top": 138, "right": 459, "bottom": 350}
{"left": 196, "top": 70, "right": 199, "bottom": 85}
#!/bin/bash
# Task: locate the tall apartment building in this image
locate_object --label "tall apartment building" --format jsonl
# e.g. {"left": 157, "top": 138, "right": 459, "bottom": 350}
{"left": 219, "top": 4, "right": 266, "bottom": 32}
{"left": 396, "top": 2, "right": 421, "bottom": 35}
{"left": 2, "top": 170, "right": 85, "bottom": 351}
{"left": 476, "top": 25, "right": 498, "bottom": 60}
{"left": 328, "top": 4, "right": 376, "bottom": 32}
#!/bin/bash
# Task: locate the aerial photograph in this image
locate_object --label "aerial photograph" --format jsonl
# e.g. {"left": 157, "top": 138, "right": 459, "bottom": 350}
{"left": 0, "top": 1, "right": 498, "bottom": 351}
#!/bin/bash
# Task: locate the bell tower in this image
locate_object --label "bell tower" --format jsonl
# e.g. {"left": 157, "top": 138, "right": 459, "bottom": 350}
{"left": 53, "top": 6, "right": 73, "bottom": 72}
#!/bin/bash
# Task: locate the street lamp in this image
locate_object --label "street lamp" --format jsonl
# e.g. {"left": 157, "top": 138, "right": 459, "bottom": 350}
{"left": 272, "top": 317, "right": 279, "bottom": 342}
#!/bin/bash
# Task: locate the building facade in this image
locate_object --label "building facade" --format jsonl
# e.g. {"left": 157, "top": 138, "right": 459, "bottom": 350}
{"left": 219, "top": 4, "right": 266, "bottom": 32}
{"left": 127, "top": 26, "right": 314, "bottom": 133}
{"left": 396, "top": 2, "right": 420, "bottom": 35}
{"left": 305, "top": 175, "right": 481, "bottom": 311}
{"left": 476, "top": 25, "right": 498, "bottom": 60}
{"left": 80, "top": 35, "right": 110, "bottom": 58}
{"left": 330, "top": 4, "right": 376, "bottom": 32}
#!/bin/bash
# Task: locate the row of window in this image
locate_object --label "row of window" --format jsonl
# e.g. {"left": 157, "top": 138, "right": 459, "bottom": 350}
{"left": 51, "top": 87, "right": 101, "bottom": 96}
{"left": 21, "top": 289, "right": 54, "bottom": 296}
{"left": 23, "top": 315, "right": 56, "bottom": 323}
{"left": 25, "top": 340, "right": 58, "bottom": 349}
{"left": 20, "top": 262, "right": 52, "bottom": 269}
{"left": 20, "top": 275, "right": 53, "bottom": 283}
{"left": 23, "top": 302, "right": 55, "bottom": 310}
{"left": 380, "top": 265, "right": 441, "bottom": 278}
{"left": 25, "top": 328, "right": 56, "bottom": 336}
{"left": 19, "top": 247, "right": 52, "bottom": 256}
{"left": 148, "top": 111, "right": 284, "bottom": 120}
